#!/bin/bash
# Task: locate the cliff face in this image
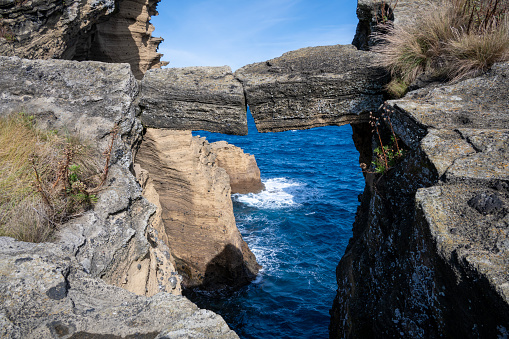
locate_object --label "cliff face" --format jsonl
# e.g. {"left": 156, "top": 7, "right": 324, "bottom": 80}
{"left": 330, "top": 62, "right": 509, "bottom": 338}
{"left": 0, "top": 0, "right": 165, "bottom": 79}
{"left": 0, "top": 56, "right": 238, "bottom": 338}
{"left": 135, "top": 129, "right": 260, "bottom": 290}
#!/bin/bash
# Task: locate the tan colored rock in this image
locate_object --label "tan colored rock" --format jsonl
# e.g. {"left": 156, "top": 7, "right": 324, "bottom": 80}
{"left": 210, "top": 141, "right": 265, "bottom": 194}
{"left": 135, "top": 129, "right": 260, "bottom": 290}
{"left": 88, "top": 0, "right": 168, "bottom": 79}
{"left": 0, "top": 0, "right": 166, "bottom": 79}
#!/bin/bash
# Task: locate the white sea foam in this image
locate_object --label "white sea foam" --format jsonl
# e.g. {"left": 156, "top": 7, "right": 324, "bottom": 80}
{"left": 233, "top": 178, "right": 301, "bottom": 209}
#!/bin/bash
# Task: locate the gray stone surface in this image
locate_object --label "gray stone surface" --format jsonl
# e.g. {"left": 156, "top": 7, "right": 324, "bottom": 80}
{"left": 140, "top": 66, "right": 248, "bottom": 135}
{"left": 0, "top": 56, "right": 140, "bottom": 151}
{"left": 0, "top": 237, "right": 238, "bottom": 339}
{"left": 331, "top": 62, "right": 509, "bottom": 338}
{"left": 0, "top": 57, "right": 240, "bottom": 337}
{"left": 235, "top": 44, "right": 388, "bottom": 132}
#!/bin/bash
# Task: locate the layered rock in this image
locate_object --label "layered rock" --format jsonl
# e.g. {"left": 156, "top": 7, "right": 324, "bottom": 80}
{"left": 0, "top": 0, "right": 165, "bottom": 79}
{"left": 74, "top": 0, "right": 168, "bottom": 79}
{"left": 235, "top": 44, "right": 388, "bottom": 133}
{"left": 330, "top": 62, "right": 509, "bottom": 338}
{"left": 210, "top": 141, "right": 265, "bottom": 194}
{"left": 0, "top": 237, "right": 238, "bottom": 338}
{"left": 140, "top": 66, "right": 248, "bottom": 135}
{"left": 135, "top": 129, "right": 261, "bottom": 290}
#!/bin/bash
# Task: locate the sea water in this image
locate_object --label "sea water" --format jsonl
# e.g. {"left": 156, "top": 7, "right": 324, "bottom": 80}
{"left": 190, "top": 111, "right": 364, "bottom": 338}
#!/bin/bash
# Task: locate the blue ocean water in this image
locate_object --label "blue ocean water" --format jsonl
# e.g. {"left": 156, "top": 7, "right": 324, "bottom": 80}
{"left": 190, "top": 111, "right": 364, "bottom": 338}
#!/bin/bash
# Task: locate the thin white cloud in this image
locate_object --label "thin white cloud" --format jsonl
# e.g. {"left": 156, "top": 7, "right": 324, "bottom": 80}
{"left": 152, "top": 0, "right": 358, "bottom": 70}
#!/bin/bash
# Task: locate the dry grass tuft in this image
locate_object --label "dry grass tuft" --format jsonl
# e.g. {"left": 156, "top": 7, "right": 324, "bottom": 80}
{"left": 0, "top": 114, "right": 101, "bottom": 242}
{"left": 373, "top": 0, "right": 509, "bottom": 97}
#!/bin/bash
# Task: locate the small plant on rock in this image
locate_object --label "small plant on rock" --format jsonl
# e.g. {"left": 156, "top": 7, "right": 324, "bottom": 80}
{"left": 362, "top": 104, "right": 404, "bottom": 175}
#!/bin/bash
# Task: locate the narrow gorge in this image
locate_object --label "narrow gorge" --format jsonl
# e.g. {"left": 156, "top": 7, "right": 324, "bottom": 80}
{"left": 0, "top": 0, "right": 508, "bottom": 338}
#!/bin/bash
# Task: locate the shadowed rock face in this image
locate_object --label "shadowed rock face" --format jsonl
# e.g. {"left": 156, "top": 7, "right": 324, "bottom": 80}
{"left": 0, "top": 0, "right": 165, "bottom": 79}
{"left": 141, "top": 66, "right": 248, "bottom": 135}
{"left": 330, "top": 62, "right": 509, "bottom": 338}
{"left": 236, "top": 44, "right": 389, "bottom": 133}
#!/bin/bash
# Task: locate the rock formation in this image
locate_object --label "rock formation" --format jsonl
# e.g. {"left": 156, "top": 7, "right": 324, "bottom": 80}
{"left": 0, "top": 0, "right": 166, "bottom": 79}
{"left": 209, "top": 141, "right": 265, "bottom": 194}
{"left": 236, "top": 44, "right": 388, "bottom": 132}
{"left": 0, "top": 237, "right": 238, "bottom": 338}
{"left": 0, "top": 56, "right": 239, "bottom": 337}
{"left": 140, "top": 66, "right": 248, "bottom": 135}
{"left": 135, "top": 129, "right": 260, "bottom": 290}
{"left": 329, "top": 62, "right": 509, "bottom": 338}
{"left": 352, "top": 0, "right": 434, "bottom": 50}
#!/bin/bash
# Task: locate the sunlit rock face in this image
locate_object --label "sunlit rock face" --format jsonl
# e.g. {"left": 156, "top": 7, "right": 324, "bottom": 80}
{"left": 135, "top": 129, "right": 261, "bottom": 291}
{"left": 0, "top": 0, "right": 166, "bottom": 79}
{"left": 235, "top": 44, "right": 389, "bottom": 133}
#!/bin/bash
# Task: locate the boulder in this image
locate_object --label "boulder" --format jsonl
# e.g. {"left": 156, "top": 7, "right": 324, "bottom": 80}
{"left": 140, "top": 66, "right": 248, "bottom": 135}
{"left": 235, "top": 44, "right": 388, "bottom": 132}
{"left": 135, "top": 129, "right": 261, "bottom": 290}
{"left": 210, "top": 140, "right": 265, "bottom": 194}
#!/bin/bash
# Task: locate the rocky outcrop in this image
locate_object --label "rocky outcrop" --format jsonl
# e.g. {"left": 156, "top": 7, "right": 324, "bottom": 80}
{"left": 140, "top": 66, "right": 248, "bottom": 135}
{"left": 330, "top": 62, "right": 509, "bottom": 338}
{"left": 235, "top": 44, "right": 388, "bottom": 133}
{"left": 0, "top": 0, "right": 165, "bottom": 79}
{"left": 352, "top": 0, "right": 433, "bottom": 50}
{"left": 210, "top": 141, "right": 265, "bottom": 194}
{"left": 0, "top": 236, "right": 238, "bottom": 338}
{"left": 0, "top": 57, "right": 240, "bottom": 336}
{"left": 74, "top": 0, "right": 168, "bottom": 79}
{"left": 135, "top": 129, "right": 261, "bottom": 290}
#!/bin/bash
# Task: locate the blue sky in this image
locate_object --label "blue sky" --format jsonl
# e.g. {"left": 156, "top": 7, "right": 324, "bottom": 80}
{"left": 151, "top": 0, "right": 359, "bottom": 71}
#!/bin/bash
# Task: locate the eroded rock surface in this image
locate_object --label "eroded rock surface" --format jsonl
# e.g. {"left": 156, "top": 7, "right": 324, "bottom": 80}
{"left": 210, "top": 140, "right": 265, "bottom": 194}
{"left": 0, "top": 237, "right": 238, "bottom": 339}
{"left": 0, "top": 57, "right": 240, "bottom": 337}
{"left": 135, "top": 129, "right": 260, "bottom": 290}
{"left": 330, "top": 62, "right": 509, "bottom": 338}
{"left": 236, "top": 44, "right": 388, "bottom": 132}
{"left": 141, "top": 66, "right": 248, "bottom": 135}
{"left": 0, "top": 0, "right": 165, "bottom": 79}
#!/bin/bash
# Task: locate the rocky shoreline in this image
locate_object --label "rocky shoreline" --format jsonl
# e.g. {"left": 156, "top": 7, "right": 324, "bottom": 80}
{"left": 0, "top": 0, "right": 508, "bottom": 337}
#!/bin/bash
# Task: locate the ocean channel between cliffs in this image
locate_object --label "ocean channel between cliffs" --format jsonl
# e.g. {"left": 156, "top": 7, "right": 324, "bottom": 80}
{"left": 186, "top": 110, "right": 364, "bottom": 338}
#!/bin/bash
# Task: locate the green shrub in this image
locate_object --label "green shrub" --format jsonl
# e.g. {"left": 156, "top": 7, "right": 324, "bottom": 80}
{"left": 374, "top": 0, "right": 509, "bottom": 94}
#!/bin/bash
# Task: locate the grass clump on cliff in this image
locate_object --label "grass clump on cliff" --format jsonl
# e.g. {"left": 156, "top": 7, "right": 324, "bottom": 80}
{"left": 374, "top": 0, "right": 509, "bottom": 97}
{"left": 0, "top": 113, "right": 101, "bottom": 242}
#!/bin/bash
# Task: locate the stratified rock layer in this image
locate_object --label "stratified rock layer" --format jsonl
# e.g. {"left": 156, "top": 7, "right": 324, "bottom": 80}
{"left": 330, "top": 62, "right": 509, "bottom": 338}
{"left": 236, "top": 44, "right": 388, "bottom": 133}
{"left": 135, "top": 129, "right": 260, "bottom": 290}
{"left": 0, "top": 0, "right": 165, "bottom": 79}
{"left": 141, "top": 66, "right": 248, "bottom": 135}
{"left": 210, "top": 140, "right": 265, "bottom": 194}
